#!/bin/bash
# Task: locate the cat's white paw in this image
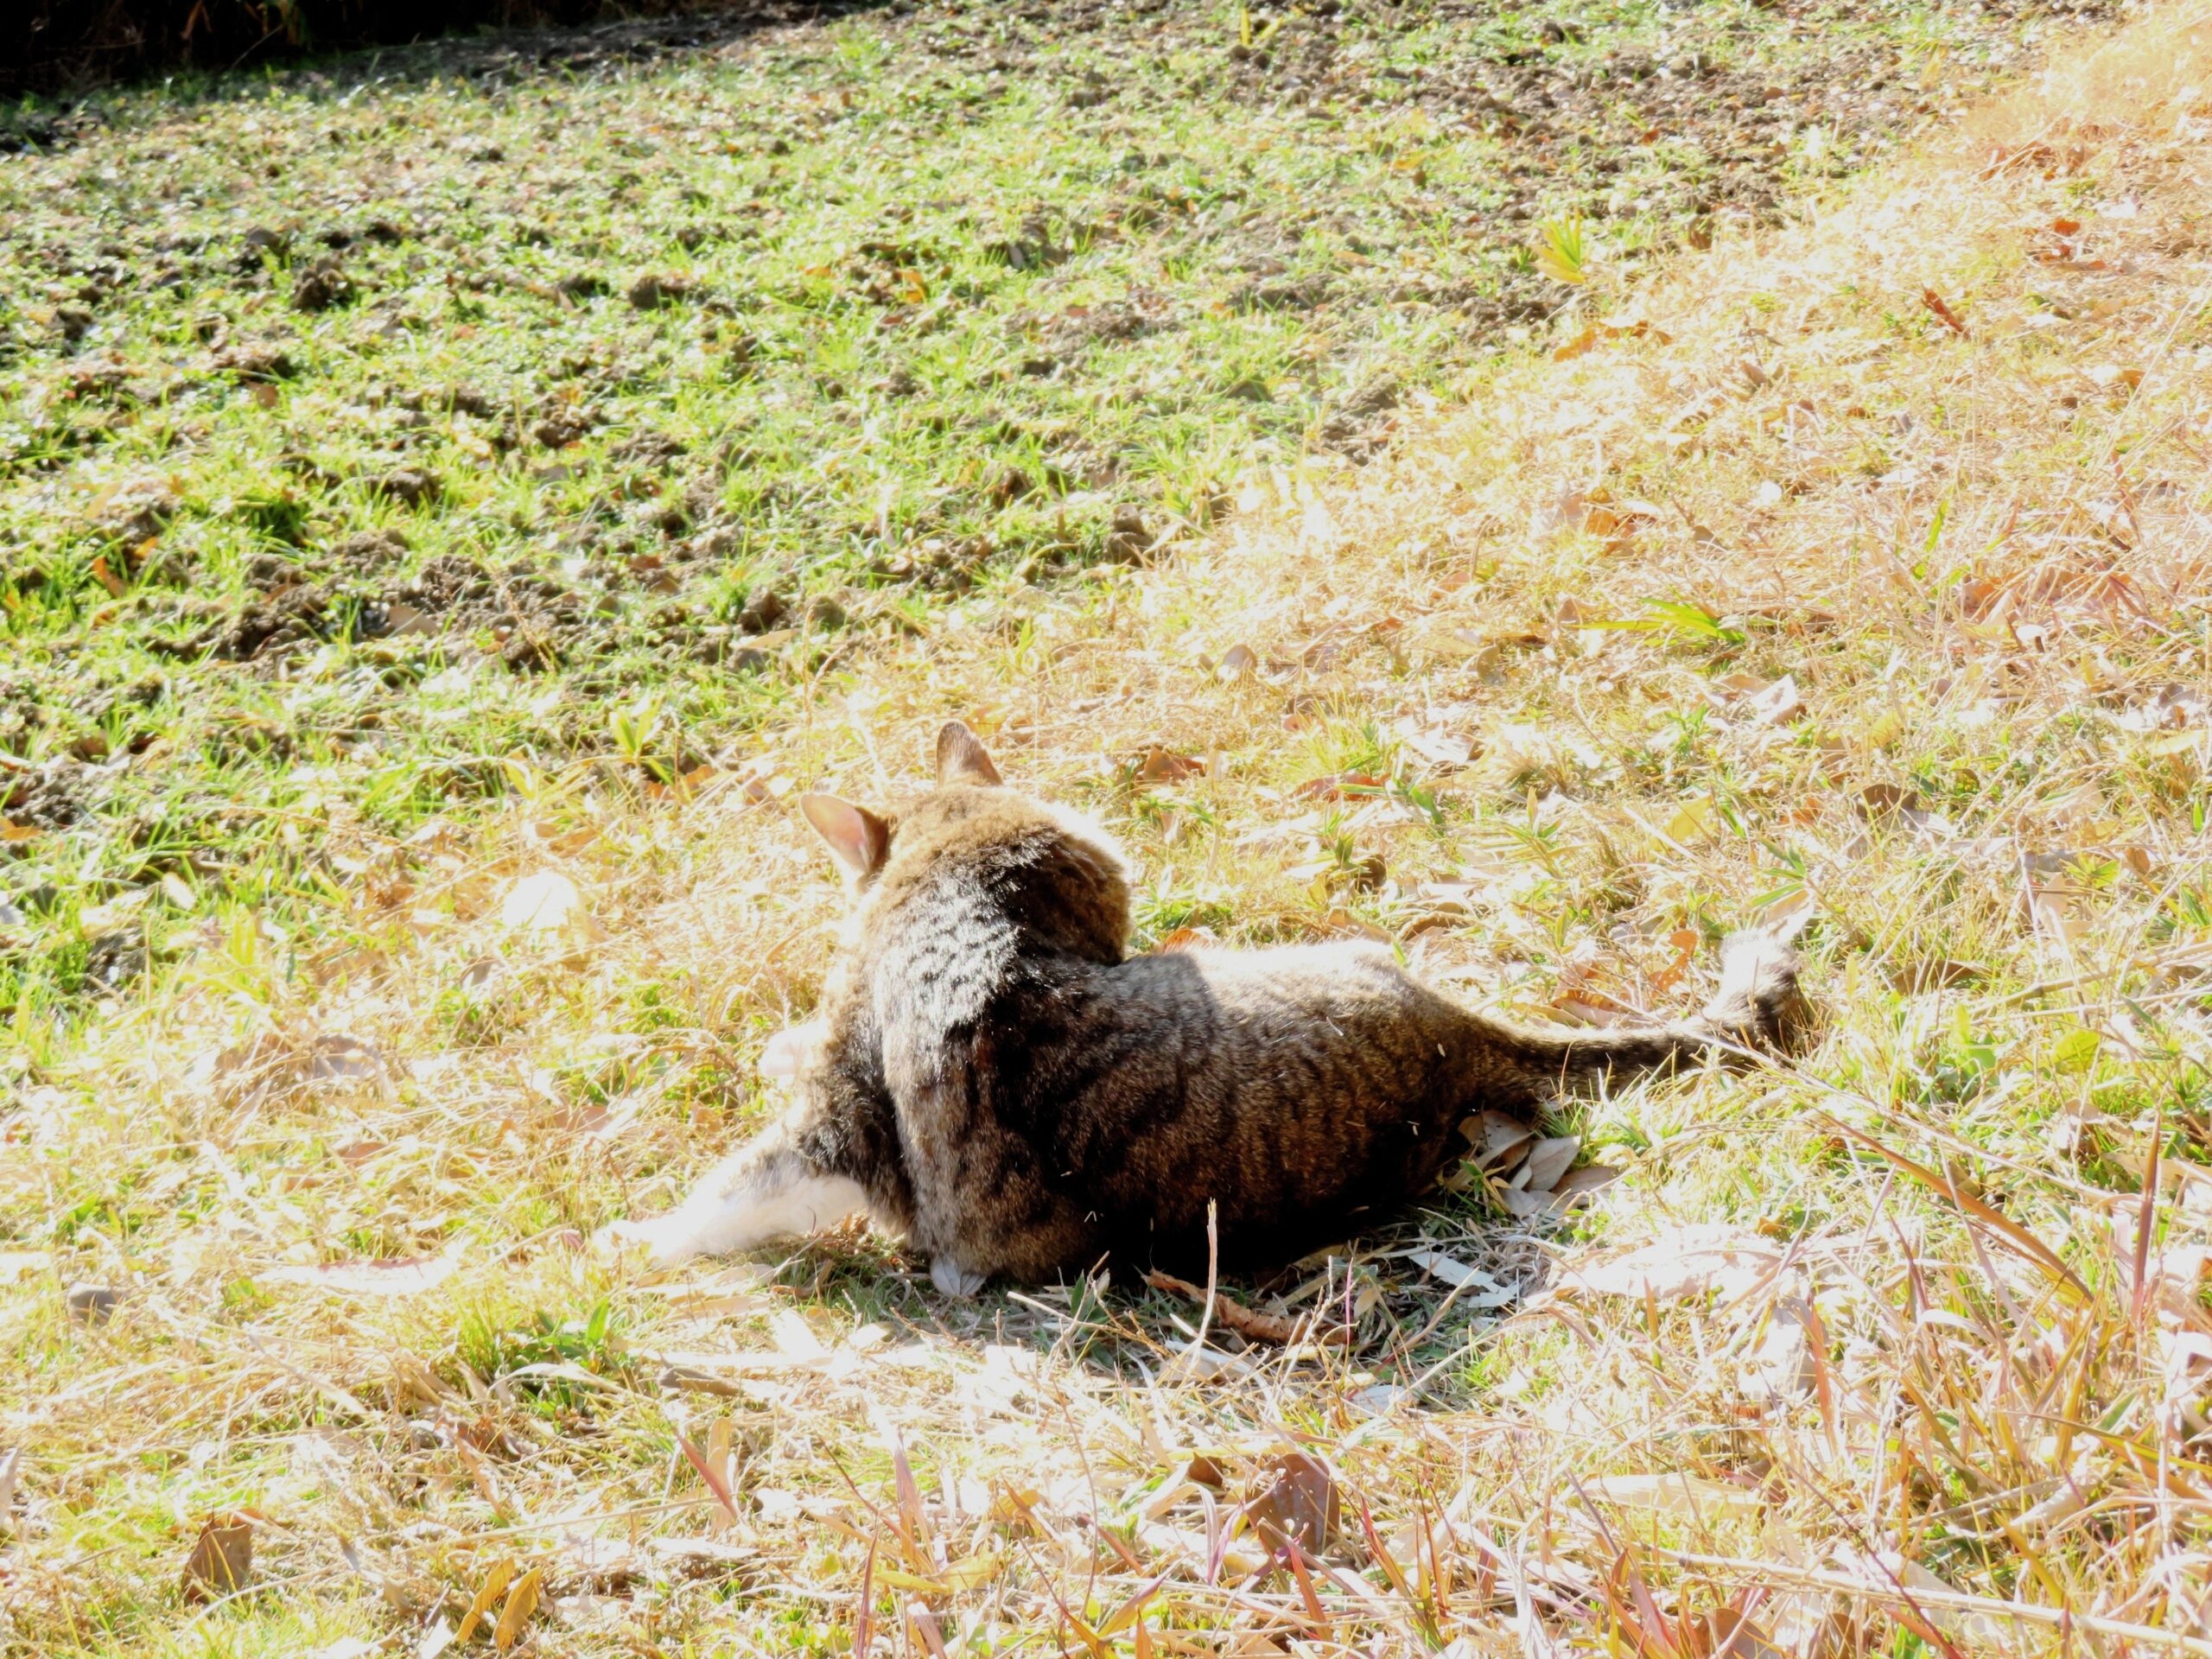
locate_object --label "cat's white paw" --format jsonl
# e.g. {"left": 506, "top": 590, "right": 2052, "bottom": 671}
{"left": 592, "top": 1217, "right": 696, "bottom": 1270}
{"left": 930, "top": 1256, "right": 988, "bottom": 1299}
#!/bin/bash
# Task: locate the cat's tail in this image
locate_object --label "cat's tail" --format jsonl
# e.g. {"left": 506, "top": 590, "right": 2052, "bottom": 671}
{"left": 1477, "top": 931, "right": 1809, "bottom": 1099}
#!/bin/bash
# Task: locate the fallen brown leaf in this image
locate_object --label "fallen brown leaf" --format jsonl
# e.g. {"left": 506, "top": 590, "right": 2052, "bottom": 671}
{"left": 65, "top": 1282, "right": 118, "bottom": 1325}
{"left": 1184, "top": 1452, "right": 1226, "bottom": 1488}
{"left": 1921, "top": 287, "right": 1970, "bottom": 337}
{"left": 499, "top": 869, "right": 606, "bottom": 944}
{"left": 1716, "top": 671, "right": 1804, "bottom": 724}
{"left": 1296, "top": 771, "right": 1388, "bottom": 801}
{"left": 1401, "top": 1249, "right": 1516, "bottom": 1306}
{"left": 1519, "top": 1135, "right": 1580, "bottom": 1193}
{"left": 493, "top": 1566, "right": 543, "bottom": 1650}
{"left": 1401, "top": 724, "right": 1476, "bottom": 766}
{"left": 1244, "top": 1452, "right": 1337, "bottom": 1554}
{"left": 1462, "top": 1109, "right": 1535, "bottom": 1172}
{"left": 1858, "top": 782, "right": 1919, "bottom": 818}
{"left": 1553, "top": 315, "right": 1671, "bottom": 361}
{"left": 1554, "top": 1164, "right": 1623, "bottom": 1201}
{"left": 1890, "top": 958, "right": 1985, "bottom": 993}
{"left": 181, "top": 1513, "right": 254, "bottom": 1603}
{"left": 1320, "top": 907, "right": 1392, "bottom": 944}
{"left": 306, "top": 1033, "right": 388, "bottom": 1084}
{"left": 455, "top": 1559, "right": 518, "bottom": 1644}
{"left": 1131, "top": 748, "right": 1205, "bottom": 785}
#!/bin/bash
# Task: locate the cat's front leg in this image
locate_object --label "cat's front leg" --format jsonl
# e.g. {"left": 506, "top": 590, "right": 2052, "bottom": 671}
{"left": 598, "top": 1127, "right": 868, "bottom": 1268}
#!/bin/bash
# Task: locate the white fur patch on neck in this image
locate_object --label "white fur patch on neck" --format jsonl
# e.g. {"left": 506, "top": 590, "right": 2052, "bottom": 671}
{"left": 760, "top": 1020, "right": 827, "bottom": 1085}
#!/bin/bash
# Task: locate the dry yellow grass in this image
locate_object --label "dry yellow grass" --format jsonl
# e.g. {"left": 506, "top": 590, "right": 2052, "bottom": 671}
{"left": 8, "top": 7, "right": 2212, "bottom": 1655}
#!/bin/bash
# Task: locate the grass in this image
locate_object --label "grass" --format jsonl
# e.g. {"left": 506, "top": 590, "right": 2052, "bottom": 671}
{"left": 0, "top": 0, "right": 2103, "bottom": 1041}
{"left": 9, "top": 0, "right": 2212, "bottom": 1655}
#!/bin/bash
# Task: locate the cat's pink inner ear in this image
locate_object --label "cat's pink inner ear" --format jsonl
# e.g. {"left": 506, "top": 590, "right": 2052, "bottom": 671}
{"left": 936, "top": 720, "right": 1003, "bottom": 787}
{"left": 798, "top": 792, "right": 892, "bottom": 880}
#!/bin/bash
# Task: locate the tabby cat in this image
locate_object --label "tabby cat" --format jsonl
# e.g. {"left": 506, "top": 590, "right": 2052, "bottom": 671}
{"left": 602, "top": 722, "right": 1804, "bottom": 1294}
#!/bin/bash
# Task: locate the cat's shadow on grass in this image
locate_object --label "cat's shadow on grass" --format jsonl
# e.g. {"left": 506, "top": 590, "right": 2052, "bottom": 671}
{"left": 747, "top": 1198, "right": 1560, "bottom": 1407}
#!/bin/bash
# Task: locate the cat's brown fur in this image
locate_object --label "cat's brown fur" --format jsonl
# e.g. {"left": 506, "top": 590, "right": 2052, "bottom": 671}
{"left": 603, "top": 722, "right": 1808, "bottom": 1293}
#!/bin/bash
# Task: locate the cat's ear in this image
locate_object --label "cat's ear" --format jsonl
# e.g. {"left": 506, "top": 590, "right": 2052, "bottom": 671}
{"left": 798, "top": 793, "right": 893, "bottom": 882}
{"left": 935, "top": 720, "right": 1003, "bottom": 787}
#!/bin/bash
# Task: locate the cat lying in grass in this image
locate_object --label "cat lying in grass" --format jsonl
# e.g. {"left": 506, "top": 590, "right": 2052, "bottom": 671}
{"left": 601, "top": 722, "right": 1806, "bottom": 1294}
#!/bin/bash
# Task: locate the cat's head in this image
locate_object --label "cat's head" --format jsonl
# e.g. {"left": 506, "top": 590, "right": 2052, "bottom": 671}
{"left": 794, "top": 720, "right": 1002, "bottom": 888}
{"left": 798, "top": 720, "right": 1132, "bottom": 965}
